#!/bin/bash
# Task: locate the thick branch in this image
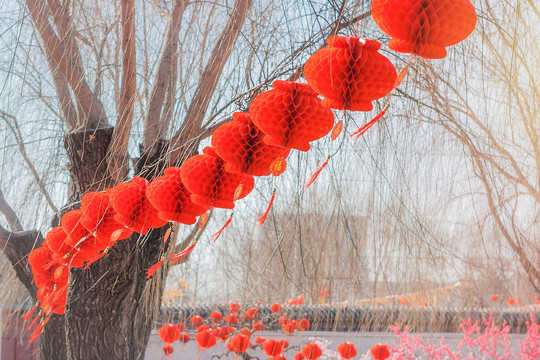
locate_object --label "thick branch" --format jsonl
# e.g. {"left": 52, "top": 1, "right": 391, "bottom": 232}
{"left": 169, "top": 0, "right": 252, "bottom": 163}
{"left": 107, "top": 0, "right": 137, "bottom": 183}
{"left": 26, "top": 0, "right": 108, "bottom": 129}
{"left": 0, "top": 188, "right": 23, "bottom": 232}
{"left": 143, "top": 0, "right": 189, "bottom": 154}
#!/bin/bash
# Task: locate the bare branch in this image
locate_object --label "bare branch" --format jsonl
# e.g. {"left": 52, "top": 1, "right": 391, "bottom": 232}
{"left": 0, "top": 111, "right": 59, "bottom": 213}
{"left": 169, "top": 0, "right": 253, "bottom": 163}
{"left": 25, "top": 0, "right": 108, "bottom": 129}
{"left": 107, "top": 0, "right": 137, "bottom": 183}
{"left": 143, "top": 0, "right": 189, "bottom": 156}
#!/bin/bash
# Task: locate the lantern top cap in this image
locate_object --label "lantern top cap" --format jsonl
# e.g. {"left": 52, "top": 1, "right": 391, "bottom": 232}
{"left": 327, "top": 36, "right": 381, "bottom": 51}
{"left": 272, "top": 80, "right": 317, "bottom": 96}
{"left": 202, "top": 146, "right": 218, "bottom": 157}
{"left": 231, "top": 112, "right": 251, "bottom": 122}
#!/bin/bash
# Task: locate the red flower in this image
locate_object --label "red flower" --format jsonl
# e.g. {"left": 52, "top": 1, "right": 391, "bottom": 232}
{"left": 301, "top": 342, "right": 322, "bottom": 360}
{"left": 370, "top": 343, "right": 390, "bottom": 360}
{"left": 337, "top": 342, "right": 357, "bottom": 359}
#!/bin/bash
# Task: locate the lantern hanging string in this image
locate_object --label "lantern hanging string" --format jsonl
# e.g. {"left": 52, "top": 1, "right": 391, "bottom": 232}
{"left": 351, "top": 54, "right": 416, "bottom": 140}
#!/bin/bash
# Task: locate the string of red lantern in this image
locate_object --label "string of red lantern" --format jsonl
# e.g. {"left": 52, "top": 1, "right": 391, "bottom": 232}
{"left": 24, "top": 0, "right": 477, "bottom": 339}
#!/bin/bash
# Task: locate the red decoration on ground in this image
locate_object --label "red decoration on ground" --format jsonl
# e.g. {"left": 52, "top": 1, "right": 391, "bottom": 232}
{"left": 109, "top": 177, "right": 167, "bottom": 234}
{"left": 212, "top": 112, "right": 290, "bottom": 176}
{"left": 371, "top": 0, "right": 477, "bottom": 59}
{"left": 146, "top": 167, "right": 209, "bottom": 224}
{"left": 180, "top": 147, "right": 254, "bottom": 209}
{"left": 304, "top": 37, "right": 397, "bottom": 111}
{"left": 337, "top": 342, "right": 357, "bottom": 359}
{"left": 250, "top": 80, "right": 334, "bottom": 151}
{"left": 370, "top": 343, "right": 390, "bottom": 360}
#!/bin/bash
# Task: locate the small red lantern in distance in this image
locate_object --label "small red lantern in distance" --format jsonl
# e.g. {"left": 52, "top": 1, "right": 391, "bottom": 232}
{"left": 158, "top": 324, "right": 181, "bottom": 344}
{"left": 371, "top": 0, "right": 477, "bottom": 59}
{"left": 212, "top": 112, "right": 291, "bottom": 176}
{"left": 304, "top": 36, "right": 397, "bottom": 112}
{"left": 250, "top": 80, "right": 334, "bottom": 152}
{"left": 146, "top": 167, "right": 209, "bottom": 225}
{"left": 337, "top": 342, "right": 357, "bottom": 359}
{"left": 108, "top": 176, "right": 167, "bottom": 234}
{"left": 179, "top": 147, "right": 254, "bottom": 209}
{"left": 370, "top": 343, "right": 390, "bottom": 360}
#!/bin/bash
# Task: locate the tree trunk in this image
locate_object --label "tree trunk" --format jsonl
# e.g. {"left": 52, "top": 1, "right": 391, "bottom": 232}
{"left": 45, "top": 128, "right": 170, "bottom": 360}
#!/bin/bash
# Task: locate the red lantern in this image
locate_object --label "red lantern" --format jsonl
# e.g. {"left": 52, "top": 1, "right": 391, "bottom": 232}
{"left": 195, "top": 328, "right": 217, "bottom": 349}
{"left": 250, "top": 80, "right": 334, "bottom": 151}
{"left": 45, "top": 226, "right": 101, "bottom": 268}
{"left": 304, "top": 37, "right": 397, "bottom": 111}
{"left": 370, "top": 343, "right": 390, "bottom": 360}
{"left": 61, "top": 210, "right": 91, "bottom": 247}
{"left": 146, "top": 167, "right": 209, "bottom": 224}
{"left": 227, "top": 334, "right": 251, "bottom": 354}
{"left": 179, "top": 147, "right": 254, "bottom": 209}
{"left": 212, "top": 112, "right": 290, "bottom": 176}
{"left": 337, "top": 342, "right": 357, "bottom": 359}
{"left": 162, "top": 344, "right": 174, "bottom": 358}
{"left": 158, "top": 324, "right": 181, "bottom": 344}
{"left": 371, "top": 0, "right": 477, "bottom": 59}
{"left": 80, "top": 192, "right": 133, "bottom": 244}
{"left": 262, "top": 339, "right": 287, "bottom": 357}
{"left": 301, "top": 342, "right": 323, "bottom": 360}
{"left": 108, "top": 176, "right": 168, "bottom": 234}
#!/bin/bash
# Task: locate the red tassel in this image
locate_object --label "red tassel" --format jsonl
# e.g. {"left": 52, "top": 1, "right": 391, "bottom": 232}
{"left": 146, "top": 255, "right": 164, "bottom": 279}
{"left": 29, "top": 330, "right": 43, "bottom": 343}
{"left": 170, "top": 237, "right": 199, "bottom": 264}
{"left": 257, "top": 189, "right": 276, "bottom": 225}
{"left": 22, "top": 301, "right": 39, "bottom": 321}
{"left": 211, "top": 212, "right": 233, "bottom": 242}
{"left": 394, "top": 65, "right": 409, "bottom": 88}
{"left": 350, "top": 106, "right": 389, "bottom": 140}
{"left": 83, "top": 248, "right": 110, "bottom": 269}
{"left": 304, "top": 156, "right": 331, "bottom": 190}
{"left": 27, "top": 311, "right": 41, "bottom": 331}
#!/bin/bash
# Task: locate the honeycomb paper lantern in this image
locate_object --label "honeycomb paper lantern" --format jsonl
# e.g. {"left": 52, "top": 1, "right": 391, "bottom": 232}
{"left": 146, "top": 167, "right": 209, "bottom": 224}
{"left": 179, "top": 147, "right": 254, "bottom": 209}
{"left": 304, "top": 37, "right": 397, "bottom": 111}
{"left": 250, "top": 80, "right": 334, "bottom": 152}
{"left": 80, "top": 192, "right": 133, "bottom": 244}
{"left": 109, "top": 176, "right": 168, "bottom": 234}
{"left": 371, "top": 0, "right": 477, "bottom": 59}
{"left": 211, "top": 112, "right": 291, "bottom": 176}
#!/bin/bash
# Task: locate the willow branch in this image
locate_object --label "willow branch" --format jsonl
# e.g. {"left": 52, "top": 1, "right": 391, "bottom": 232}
{"left": 169, "top": 0, "right": 252, "bottom": 163}
{"left": 25, "top": 0, "right": 108, "bottom": 129}
{"left": 143, "top": 0, "right": 189, "bottom": 155}
{"left": 0, "top": 111, "right": 59, "bottom": 213}
{"left": 107, "top": 0, "right": 137, "bottom": 183}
